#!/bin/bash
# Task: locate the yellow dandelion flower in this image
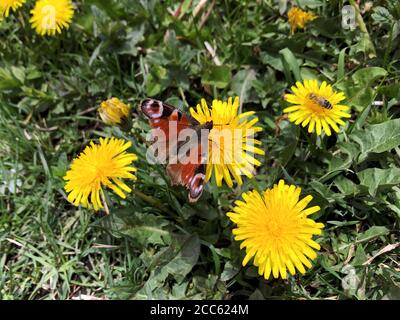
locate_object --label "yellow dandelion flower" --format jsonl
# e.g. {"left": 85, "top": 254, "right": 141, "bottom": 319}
{"left": 0, "top": 0, "right": 26, "bottom": 17}
{"left": 190, "top": 97, "right": 265, "bottom": 188}
{"left": 64, "top": 137, "right": 138, "bottom": 211}
{"left": 30, "top": 0, "right": 74, "bottom": 36}
{"left": 287, "top": 6, "right": 317, "bottom": 34}
{"left": 283, "top": 79, "right": 351, "bottom": 136}
{"left": 227, "top": 180, "right": 324, "bottom": 280}
{"left": 99, "top": 97, "right": 131, "bottom": 126}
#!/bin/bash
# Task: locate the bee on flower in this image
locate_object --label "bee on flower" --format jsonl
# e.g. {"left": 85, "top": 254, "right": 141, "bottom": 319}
{"left": 283, "top": 79, "right": 351, "bottom": 136}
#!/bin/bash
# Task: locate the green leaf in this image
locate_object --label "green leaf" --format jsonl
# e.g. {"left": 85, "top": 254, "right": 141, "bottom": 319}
{"left": 165, "top": 234, "right": 200, "bottom": 283}
{"left": 371, "top": 6, "right": 393, "bottom": 24}
{"left": 279, "top": 48, "right": 301, "bottom": 83}
{"left": 133, "top": 235, "right": 200, "bottom": 299}
{"left": 337, "top": 48, "right": 346, "bottom": 81}
{"left": 231, "top": 68, "right": 257, "bottom": 104}
{"left": 0, "top": 67, "right": 20, "bottom": 89}
{"left": 270, "top": 123, "right": 298, "bottom": 167}
{"left": 89, "top": 42, "right": 103, "bottom": 66}
{"left": 339, "top": 79, "right": 374, "bottom": 110}
{"left": 201, "top": 65, "right": 231, "bottom": 89}
{"left": 357, "top": 226, "right": 389, "bottom": 243}
{"left": 334, "top": 176, "right": 359, "bottom": 196}
{"left": 352, "top": 245, "right": 368, "bottom": 266}
{"left": 146, "top": 65, "right": 168, "bottom": 96}
{"left": 352, "top": 67, "right": 388, "bottom": 87}
{"left": 327, "top": 153, "right": 353, "bottom": 174}
{"left": 383, "top": 286, "right": 400, "bottom": 300}
{"left": 335, "top": 118, "right": 400, "bottom": 167}
{"left": 320, "top": 255, "right": 343, "bottom": 280}
{"left": 380, "top": 83, "right": 400, "bottom": 101}
{"left": 353, "top": 103, "right": 372, "bottom": 130}
{"left": 220, "top": 261, "right": 240, "bottom": 282}
{"left": 120, "top": 213, "right": 171, "bottom": 246}
{"left": 350, "top": 119, "right": 400, "bottom": 162}
{"left": 117, "top": 26, "right": 145, "bottom": 56}
{"left": 357, "top": 168, "right": 400, "bottom": 196}
{"left": 276, "top": 0, "right": 288, "bottom": 15}
{"left": 11, "top": 66, "right": 25, "bottom": 84}
{"left": 87, "top": 0, "right": 121, "bottom": 19}
{"left": 260, "top": 52, "right": 283, "bottom": 72}
{"left": 340, "top": 67, "right": 387, "bottom": 110}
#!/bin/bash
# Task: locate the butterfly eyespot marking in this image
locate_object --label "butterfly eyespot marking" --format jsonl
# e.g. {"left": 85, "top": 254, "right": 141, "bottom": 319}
{"left": 141, "top": 99, "right": 164, "bottom": 119}
{"left": 307, "top": 93, "right": 333, "bottom": 110}
{"left": 189, "top": 173, "right": 205, "bottom": 202}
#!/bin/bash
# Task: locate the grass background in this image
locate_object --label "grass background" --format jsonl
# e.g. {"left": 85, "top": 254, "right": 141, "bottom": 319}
{"left": 0, "top": 0, "right": 399, "bottom": 300}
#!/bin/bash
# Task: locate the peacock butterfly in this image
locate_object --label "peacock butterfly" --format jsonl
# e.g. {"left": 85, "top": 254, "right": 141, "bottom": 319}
{"left": 141, "top": 99, "right": 213, "bottom": 202}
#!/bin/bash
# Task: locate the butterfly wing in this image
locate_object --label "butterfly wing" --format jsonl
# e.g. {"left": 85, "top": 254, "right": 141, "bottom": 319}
{"left": 166, "top": 125, "right": 210, "bottom": 202}
{"left": 166, "top": 163, "right": 206, "bottom": 202}
{"left": 141, "top": 98, "right": 196, "bottom": 134}
{"left": 140, "top": 99, "right": 211, "bottom": 202}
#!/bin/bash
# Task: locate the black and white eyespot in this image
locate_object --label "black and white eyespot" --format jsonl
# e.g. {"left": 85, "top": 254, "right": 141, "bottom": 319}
{"left": 188, "top": 173, "right": 205, "bottom": 202}
{"left": 141, "top": 99, "right": 164, "bottom": 119}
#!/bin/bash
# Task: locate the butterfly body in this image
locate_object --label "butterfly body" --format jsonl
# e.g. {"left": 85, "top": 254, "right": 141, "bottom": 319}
{"left": 141, "top": 99, "right": 212, "bottom": 202}
{"left": 307, "top": 93, "right": 333, "bottom": 110}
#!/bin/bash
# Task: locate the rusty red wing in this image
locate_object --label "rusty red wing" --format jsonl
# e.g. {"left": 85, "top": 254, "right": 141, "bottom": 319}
{"left": 141, "top": 98, "right": 212, "bottom": 202}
